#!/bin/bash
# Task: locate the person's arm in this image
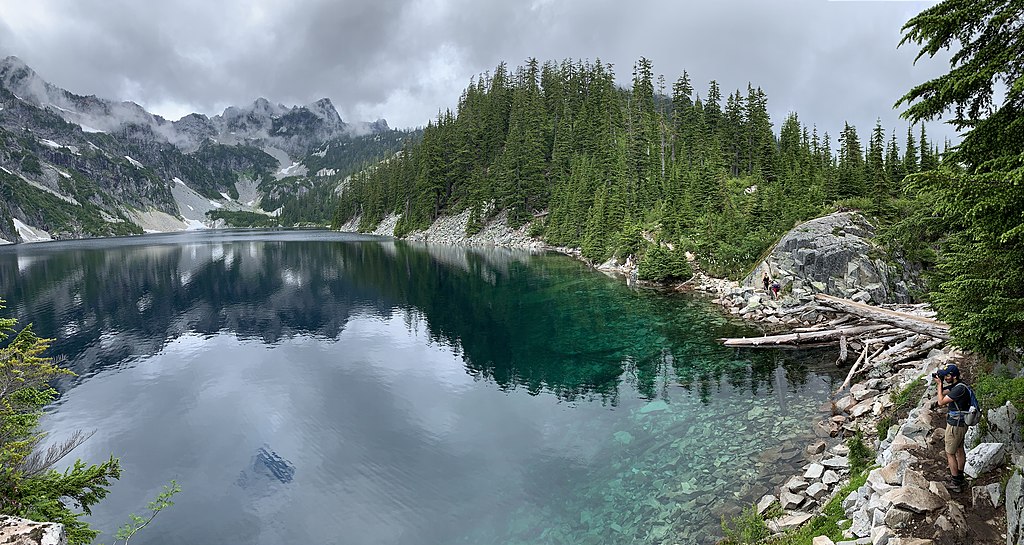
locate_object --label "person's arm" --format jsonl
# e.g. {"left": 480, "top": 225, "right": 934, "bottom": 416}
{"left": 935, "top": 376, "right": 954, "bottom": 406}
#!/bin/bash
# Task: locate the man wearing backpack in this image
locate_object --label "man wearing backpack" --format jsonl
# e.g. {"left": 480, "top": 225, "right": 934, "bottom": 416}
{"left": 934, "top": 363, "right": 975, "bottom": 492}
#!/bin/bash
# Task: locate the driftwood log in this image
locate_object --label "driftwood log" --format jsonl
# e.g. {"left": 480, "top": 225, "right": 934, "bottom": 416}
{"left": 720, "top": 324, "right": 889, "bottom": 347}
{"left": 720, "top": 295, "right": 950, "bottom": 387}
{"left": 813, "top": 294, "right": 950, "bottom": 340}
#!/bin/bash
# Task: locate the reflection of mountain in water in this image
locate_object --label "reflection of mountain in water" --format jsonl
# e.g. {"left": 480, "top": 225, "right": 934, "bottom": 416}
{"left": 0, "top": 231, "right": 830, "bottom": 401}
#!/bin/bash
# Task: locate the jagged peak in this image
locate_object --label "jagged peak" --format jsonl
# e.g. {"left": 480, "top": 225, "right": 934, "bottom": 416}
{"left": 178, "top": 112, "right": 210, "bottom": 122}
{"left": 1, "top": 55, "right": 30, "bottom": 69}
{"left": 308, "top": 97, "right": 334, "bottom": 109}
{"left": 304, "top": 97, "right": 344, "bottom": 126}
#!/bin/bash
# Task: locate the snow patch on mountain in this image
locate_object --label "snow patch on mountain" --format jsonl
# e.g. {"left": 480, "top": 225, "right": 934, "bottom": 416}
{"left": 276, "top": 161, "right": 307, "bottom": 179}
{"left": 13, "top": 218, "right": 52, "bottom": 242}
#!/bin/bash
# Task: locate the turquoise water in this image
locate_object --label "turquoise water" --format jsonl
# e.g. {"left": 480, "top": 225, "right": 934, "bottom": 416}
{"left": 0, "top": 231, "right": 841, "bottom": 545}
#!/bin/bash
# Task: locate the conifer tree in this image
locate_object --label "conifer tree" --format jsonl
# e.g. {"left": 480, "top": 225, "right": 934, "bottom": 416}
{"left": 885, "top": 133, "right": 905, "bottom": 194}
{"left": 837, "top": 123, "right": 866, "bottom": 198}
{"left": 896, "top": 0, "right": 1024, "bottom": 355}
{"left": 903, "top": 125, "right": 918, "bottom": 175}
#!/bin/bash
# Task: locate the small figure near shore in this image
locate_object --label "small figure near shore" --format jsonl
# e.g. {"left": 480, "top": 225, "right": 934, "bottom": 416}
{"left": 770, "top": 279, "right": 780, "bottom": 300}
{"left": 934, "top": 364, "right": 970, "bottom": 492}
{"left": 762, "top": 272, "right": 771, "bottom": 294}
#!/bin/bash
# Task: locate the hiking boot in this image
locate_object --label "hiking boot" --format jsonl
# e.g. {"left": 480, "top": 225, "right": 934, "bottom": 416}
{"left": 944, "top": 475, "right": 965, "bottom": 493}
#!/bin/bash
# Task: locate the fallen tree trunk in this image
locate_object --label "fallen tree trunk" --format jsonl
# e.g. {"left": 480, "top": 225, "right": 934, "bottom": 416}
{"left": 836, "top": 344, "right": 885, "bottom": 395}
{"left": 813, "top": 294, "right": 950, "bottom": 340}
{"left": 721, "top": 324, "right": 889, "bottom": 347}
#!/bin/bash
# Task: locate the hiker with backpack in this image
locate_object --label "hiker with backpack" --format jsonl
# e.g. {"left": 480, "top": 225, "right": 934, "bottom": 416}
{"left": 934, "top": 363, "right": 980, "bottom": 492}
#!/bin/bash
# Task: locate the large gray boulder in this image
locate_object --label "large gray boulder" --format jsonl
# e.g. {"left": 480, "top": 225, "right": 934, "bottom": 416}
{"left": 1008, "top": 469, "right": 1024, "bottom": 545}
{"left": 965, "top": 442, "right": 1007, "bottom": 479}
{"left": 0, "top": 516, "right": 66, "bottom": 545}
{"left": 744, "top": 212, "right": 916, "bottom": 304}
{"left": 986, "top": 402, "right": 1022, "bottom": 447}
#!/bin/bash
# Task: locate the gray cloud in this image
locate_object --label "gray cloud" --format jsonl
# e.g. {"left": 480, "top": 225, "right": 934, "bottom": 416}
{"left": 0, "top": 0, "right": 956, "bottom": 144}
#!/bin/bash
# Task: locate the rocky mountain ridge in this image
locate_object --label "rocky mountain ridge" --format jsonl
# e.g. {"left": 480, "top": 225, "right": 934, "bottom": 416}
{"left": 0, "top": 55, "right": 387, "bottom": 156}
{"left": 0, "top": 56, "right": 404, "bottom": 243}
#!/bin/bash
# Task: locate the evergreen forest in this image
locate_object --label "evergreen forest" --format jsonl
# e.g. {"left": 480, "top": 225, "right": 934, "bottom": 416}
{"left": 331, "top": 58, "right": 945, "bottom": 280}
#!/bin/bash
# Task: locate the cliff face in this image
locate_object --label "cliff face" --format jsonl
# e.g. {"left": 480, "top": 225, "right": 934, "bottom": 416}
{"left": 743, "top": 211, "right": 922, "bottom": 305}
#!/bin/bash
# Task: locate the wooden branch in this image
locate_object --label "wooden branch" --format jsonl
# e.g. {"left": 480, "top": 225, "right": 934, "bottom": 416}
{"left": 813, "top": 294, "right": 950, "bottom": 340}
{"left": 721, "top": 324, "right": 889, "bottom": 347}
{"left": 889, "top": 338, "right": 945, "bottom": 365}
{"left": 875, "top": 334, "right": 925, "bottom": 362}
{"left": 836, "top": 334, "right": 849, "bottom": 366}
{"left": 836, "top": 345, "right": 870, "bottom": 395}
{"left": 836, "top": 345, "right": 885, "bottom": 395}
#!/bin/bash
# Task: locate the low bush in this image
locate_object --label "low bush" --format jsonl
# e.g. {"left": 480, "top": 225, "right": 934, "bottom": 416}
{"left": 638, "top": 244, "right": 692, "bottom": 283}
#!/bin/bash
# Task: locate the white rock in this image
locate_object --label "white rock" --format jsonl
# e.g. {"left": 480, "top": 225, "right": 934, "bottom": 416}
{"left": 901, "top": 468, "right": 929, "bottom": 490}
{"left": 785, "top": 476, "right": 810, "bottom": 492}
{"left": 877, "top": 460, "right": 902, "bottom": 486}
{"left": 769, "top": 512, "right": 814, "bottom": 532}
{"left": 823, "top": 456, "right": 850, "bottom": 469}
{"left": 986, "top": 482, "right": 1003, "bottom": 508}
{"left": 881, "top": 485, "right": 944, "bottom": 514}
{"left": 822, "top": 469, "right": 841, "bottom": 486}
{"left": 870, "top": 525, "right": 891, "bottom": 545}
{"left": 756, "top": 494, "right": 778, "bottom": 515}
{"left": 964, "top": 442, "right": 1007, "bottom": 479}
{"left": 780, "top": 490, "right": 805, "bottom": 510}
{"left": 805, "top": 463, "right": 825, "bottom": 480}
{"left": 0, "top": 516, "right": 66, "bottom": 545}
{"left": 807, "top": 482, "right": 828, "bottom": 500}
{"left": 867, "top": 469, "right": 894, "bottom": 496}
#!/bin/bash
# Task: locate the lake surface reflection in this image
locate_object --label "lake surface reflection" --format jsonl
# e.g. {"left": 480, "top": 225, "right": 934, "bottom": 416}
{"left": 0, "top": 230, "right": 842, "bottom": 545}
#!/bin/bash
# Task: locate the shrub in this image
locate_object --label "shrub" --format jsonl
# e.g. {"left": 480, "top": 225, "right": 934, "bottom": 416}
{"left": 719, "top": 503, "right": 774, "bottom": 545}
{"left": 847, "top": 430, "right": 875, "bottom": 476}
{"left": 877, "top": 377, "right": 927, "bottom": 439}
{"left": 638, "top": 244, "right": 693, "bottom": 283}
{"left": 0, "top": 300, "right": 121, "bottom": 544}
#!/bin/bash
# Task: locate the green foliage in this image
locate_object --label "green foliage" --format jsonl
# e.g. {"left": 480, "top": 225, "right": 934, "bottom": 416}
{"left": 0, "top": 300, "right": 123, "bottom": 545}
{"left": 637, "top": 244, "right": 693, "bottom": 283}
{"left": 719, "top": 503, "right": 776, "bottom": 545}
{"left": 847, "top": 430, "right": 875, "bottom": 476}
{"left": 974, "top": 371, "right": 1024, "bottom": 416}
{"left": 877, "top": 377, "right": 927, "bottom": 439}
{"left": 333, "top": 58, "right": 894, "bottom": 276}
{"left": 104, "top": 480, "right": 181, "bottom": 545}
{"left": 0, "top": 164, "right": 143, "bottom": 238}
{"left": 20, "top": 154, "right": 43, "bottom": 175}
{"left": 895, "top": 0, "right": 1024, "bottom": 356}
{"left": 206, "top": 210, "right": 279, "bottom": 228}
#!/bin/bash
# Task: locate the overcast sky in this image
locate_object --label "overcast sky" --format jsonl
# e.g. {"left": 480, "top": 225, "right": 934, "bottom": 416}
{"left": 0, "top": 0, "right": 957, "bottom": 145}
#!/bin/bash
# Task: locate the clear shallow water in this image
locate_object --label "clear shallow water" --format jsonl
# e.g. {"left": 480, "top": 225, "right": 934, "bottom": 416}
{"left": 0, "top": 230, "right": 843, "bottom": 545}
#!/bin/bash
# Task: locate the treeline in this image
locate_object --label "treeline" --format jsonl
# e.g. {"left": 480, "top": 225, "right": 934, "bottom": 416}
{"left": 332, "top": 57, "right": 943, "bottom": 277}
{"left": 263, "top": 129, "right": 419, "bottom": 226}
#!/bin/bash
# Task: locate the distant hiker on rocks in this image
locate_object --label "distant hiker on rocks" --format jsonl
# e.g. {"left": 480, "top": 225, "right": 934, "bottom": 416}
{"left": 934, "top": 364, "right": 970, "bottom": 492}
{"left": 770, "top": 279, "right": 781, "bottom": 300}
{"left": 762, "top": 272, "right": 771, "bottom": 294}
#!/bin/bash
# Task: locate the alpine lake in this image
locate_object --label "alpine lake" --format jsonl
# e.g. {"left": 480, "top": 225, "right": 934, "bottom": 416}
{"left": 0, "top": 230, "right": 845, "bottom": 545}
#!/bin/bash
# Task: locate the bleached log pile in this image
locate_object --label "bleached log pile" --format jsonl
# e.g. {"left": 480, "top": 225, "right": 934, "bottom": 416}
{"left": 720, "top": 295, "right": 949, "bottom": 393}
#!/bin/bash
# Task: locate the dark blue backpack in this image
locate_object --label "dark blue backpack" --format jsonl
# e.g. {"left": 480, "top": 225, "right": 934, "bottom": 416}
{"left": 952, "top": 384, "right": 981, "bottom": 426}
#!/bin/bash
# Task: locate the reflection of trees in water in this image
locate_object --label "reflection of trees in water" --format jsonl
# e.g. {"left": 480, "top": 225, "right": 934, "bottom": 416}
{"left": 0, "top": 236, "right": 831, "bottom": 400}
